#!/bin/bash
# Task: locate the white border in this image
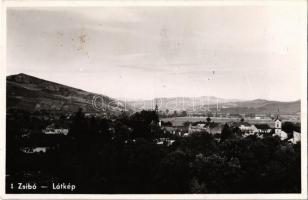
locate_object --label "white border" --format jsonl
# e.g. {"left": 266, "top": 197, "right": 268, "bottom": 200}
{"left": 0, "top": 0, "right": 307, "bottom": 199}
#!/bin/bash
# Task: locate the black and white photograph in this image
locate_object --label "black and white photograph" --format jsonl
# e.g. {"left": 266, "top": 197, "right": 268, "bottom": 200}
{"left": 1, "top": 0, "right": 307, "bottom": 199}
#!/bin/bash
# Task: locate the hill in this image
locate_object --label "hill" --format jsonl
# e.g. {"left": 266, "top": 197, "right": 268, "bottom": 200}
{"left": 129, "top": 97, "right": 300, "bottom": 115}
{"left": 7, "top": 73, "right": 130, "bottom": 115}
{"left": 195, "top": 99, "right": 300, "bottom": 115}
{"left": 7, "top": 73, "right": 300, "bottom": 115}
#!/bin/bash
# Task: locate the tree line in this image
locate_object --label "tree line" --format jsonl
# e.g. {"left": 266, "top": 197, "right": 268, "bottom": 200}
{"left": 6, "top": 109, "right": 301, "bottom": 193}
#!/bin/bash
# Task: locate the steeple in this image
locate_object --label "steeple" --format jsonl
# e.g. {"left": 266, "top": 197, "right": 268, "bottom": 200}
{"left": 274, "top": 107, "right": 282, "bottom": 135}
{"left": 275, "top": 107, "right": 280, "bottom": 121}
{"left": 154, "top": 98, "right": 158, "bottom": 113}
{"left": 155, "top": 104, "right": 158, "bottom": 113}
{"left": 153, "top": 98, "right": 161, "bottom": 126}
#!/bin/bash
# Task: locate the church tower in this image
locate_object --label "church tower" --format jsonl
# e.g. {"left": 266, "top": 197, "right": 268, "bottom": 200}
{"left": 154, "top": 99, "right": 161, "bottom": 127}
{"left": 154, "top": 98, "right": 158, "bottom": 113}
{"left": 274, "top": 108, "right": 282, "bottom": 135}
{"left": 155, "top": 104, "right": 159, "bottom": 114}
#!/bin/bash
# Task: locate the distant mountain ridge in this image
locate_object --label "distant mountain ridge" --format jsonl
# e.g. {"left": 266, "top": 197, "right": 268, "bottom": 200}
{"left": 128, "top": 97, "right": 300, "bottom": 115}
{"left": 203, "top": 99, "right": 300, "bottom": 115}
{"left": 127, "top": 96, "right": 242, "bottom": 111}
{"left": 7, "top": 73, "right": 300, "bottom": 115}
{"left": 7, "top": 73, "right": 130, "bottom": 114}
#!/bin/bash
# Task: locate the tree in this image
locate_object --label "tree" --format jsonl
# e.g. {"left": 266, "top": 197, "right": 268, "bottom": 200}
{"left": 155, "top": 151, "right": 191, "bottom": 193}
{"left": 282, "top": 122, "right": 294, "bottom": 133}
{"left": 282, "top": 122, "right": 295, "bottom": 138}
{"left": 161, "top": 121, "right": 172, "bottom": 126}
{"left": 165, "top": 109, "right": 169, "bottom": 115}
{"left": 192, "top": 154, "right": 242, "bottom": 193}
{"left": 207, "top": 112, "right": 213, "bottom": 117}
{"left": 181, "top": 110, "right": 188, "bottom": 117}
{"left": 294, "top": 123, "right": 301, "bottom": 133}
{"left": 129, "top": 110, "right": 159, "bottom": 139}
{"left": 70, "top": 108, "right": 86, "bottom": 138}
{"left": 220, "top": 123, "right": 234, "bottom": 142}
{"left": 114, "top": 121, "right": 131, "bottom": 142}
{"left": 177, "top": 132, "right": 218, "bottom": 157}
{"left": 183, "top": 121, "right": 191, "bottom": 127}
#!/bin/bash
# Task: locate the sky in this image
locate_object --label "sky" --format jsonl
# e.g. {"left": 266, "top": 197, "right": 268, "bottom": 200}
{"left": 7, "top": 5, "right": 306, "bottom": 101}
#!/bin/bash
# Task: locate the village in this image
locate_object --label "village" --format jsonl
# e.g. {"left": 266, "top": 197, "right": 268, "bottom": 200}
{"left": 14, "top": 104, "right": 301, "bottom": 155}
{"left": 160, "top": 115, "right": 300, "bottom": 142}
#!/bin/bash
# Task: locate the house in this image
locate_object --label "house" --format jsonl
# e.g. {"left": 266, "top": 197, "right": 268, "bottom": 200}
{"left": 188, "top": 123, "right": 209, "bottom": 134}
{"left": 43, "top": 124, "right": 69, "bottom": 136}
{"left": 210, "top": 125, "right": 223, "bottom": 134}
{"left": 254, "top": 124, "right": 272, "bottom": 134}
{"left": 188, "top": 122, "right": 222, "bottom": 135}
{"left": 239, "top": 122, "right": 255, "bottom": 133}
{"left": 156, "top": 138, "right": 176, "bottom": 146}
{"left": 273, "top": 130, "right": 288, "bottom": 140}
{"left": 237, "top": 122, "right": 269, "bottom": 138}
{"left": 237, "top": 122, "right": 257, "bottom": 135}
{"left": 21, "top": 147, "right": 49, "bottom": 154}
{"left": 162, "top": 126, "right": 184, "bottom": 136}
{"left": 183, "top": 133, "right": 190, "bottom": 137}
{"left": 242, "top": 125, "right": 259, "bottom": 137}
{"left": 19, "top": 128, "right": 31, "bottom": 138}
{"left": 20, "top": 132, "right": 31, "bottom": 138}
{"left": 43, "top": 128, "right": 69, "bottom": 136}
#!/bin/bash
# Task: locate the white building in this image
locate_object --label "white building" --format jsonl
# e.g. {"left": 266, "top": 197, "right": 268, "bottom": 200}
{"left": 156, "top": 138, "right": 175, "bottom": 146}
{"left": 272, "top": 115, "right": 288, "bottom": 140}
{"left": 239, "top": 123, "right": 270, "bottom": 138}
{"left": 274, "top": 116, "right": 282, "bottom": 134}
{"left": 273, "top": 130, "right": 288, "bottom": 140}
{"left": 188, "top": 123, "right": 207, "bottom": 134}
{"left": 43, "top": 124, "right": 69, "bottom": 136}
{"left": 254, "top": 124, "right": 272, "bottom": 134}
{"left": 21, "top": 147, "right": 48, "bottom": 154}
{"left": 43, "top": 128, "right": 69, "bottom": 135}
{"left": 239, "top": 124, "right": 257, "bottom": 134}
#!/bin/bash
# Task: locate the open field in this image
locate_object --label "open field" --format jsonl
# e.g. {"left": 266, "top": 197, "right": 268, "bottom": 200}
{"left": 161, "top": 117, "right": 278, "bottom": 127}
